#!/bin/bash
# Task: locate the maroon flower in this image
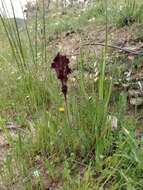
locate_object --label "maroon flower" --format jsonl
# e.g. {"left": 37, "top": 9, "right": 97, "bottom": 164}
{"left": 51, "top": 53, "right": 71, "bottom": 99}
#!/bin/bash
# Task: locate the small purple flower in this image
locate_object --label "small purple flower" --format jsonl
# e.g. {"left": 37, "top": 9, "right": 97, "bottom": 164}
{"left": 51, "top": 53, "right": 71, "bottom": 99}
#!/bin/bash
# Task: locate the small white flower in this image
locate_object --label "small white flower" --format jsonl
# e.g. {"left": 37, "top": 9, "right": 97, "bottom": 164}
{"left": 88, "top": 17, "right": 95, "bottom": 22}
{"left": 71, "top": 56, "right": 76, "bottom": 61}
{"left": 33, "top": 170, "right": 40, "bottom": 177}
{"left": 100, "top": 154, "right": 104, "bottom": 159}
{"left": 119, "top": 5, "right": 123, "bottom": 11}
{"left": 71, "top": 77, "right": 76, "bottom": 82}
{"left": 11, "top": 71, "right": 15, "bottom": 75}
{"left": 25, "top": 95, "right": 30, "bottom": 99}
{"left": 17, "top": 76, "right": 22, "bottom": 80}
{"left": 58, "top": 46, "right": 62, "bottom": 51}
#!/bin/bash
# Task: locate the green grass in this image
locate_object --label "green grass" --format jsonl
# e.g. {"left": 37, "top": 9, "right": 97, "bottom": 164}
{"left": 0, "top": 0, "right": 143, "bottom": 189}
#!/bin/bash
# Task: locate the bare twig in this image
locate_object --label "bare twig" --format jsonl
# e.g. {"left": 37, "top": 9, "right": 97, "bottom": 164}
{"left": 73, "top": 42, "right": 143, "bottom": 56}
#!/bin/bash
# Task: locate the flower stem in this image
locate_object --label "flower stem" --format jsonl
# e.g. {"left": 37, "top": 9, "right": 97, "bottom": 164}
{"left": 65, "top": 97, "right": 71, "bottom": 128}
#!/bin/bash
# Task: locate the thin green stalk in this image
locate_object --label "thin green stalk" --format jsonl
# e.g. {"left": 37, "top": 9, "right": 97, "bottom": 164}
{"left": 0, "top": 3, "right": 25, "bottom": 71}
{"left": 99, "top": 0, "right": 108, "bottom": 100}
{"left": 65, "top": 97, "right": 71, "bottom": 128}
{"left": 19, "top": 3, "right": 37, "bottom": 68}
{"left": 41, "top": 0, "right": 47, "bottom": 65}
{"left": 34, "top": 0, "right": 38, "bottom": 66}
{"left": 9, "top": 0, "right": 27, "bottom": 69}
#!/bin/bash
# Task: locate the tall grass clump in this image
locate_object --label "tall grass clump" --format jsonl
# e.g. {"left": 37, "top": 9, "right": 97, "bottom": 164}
{"left": 0, "top": 0, "right": 54, "bottom": 117}
{"left": 110, "top": 0, "right": 143, "bottom": 26}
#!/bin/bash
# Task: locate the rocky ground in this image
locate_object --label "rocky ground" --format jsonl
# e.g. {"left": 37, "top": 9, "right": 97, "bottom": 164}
{"left": 0, "top": 21, "right": 143, "bottom": 189}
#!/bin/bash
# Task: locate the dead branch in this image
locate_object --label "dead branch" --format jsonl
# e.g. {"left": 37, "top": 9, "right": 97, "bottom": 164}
{"left": 74, "top": 42, "right": 143, "bottom": 56}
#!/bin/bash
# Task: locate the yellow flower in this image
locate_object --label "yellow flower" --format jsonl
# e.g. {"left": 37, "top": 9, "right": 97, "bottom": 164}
{"left": 59, "top": 107, "right": 65, "bottom": 112}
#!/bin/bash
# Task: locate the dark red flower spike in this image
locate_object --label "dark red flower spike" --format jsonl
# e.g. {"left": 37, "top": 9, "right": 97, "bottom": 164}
{"left": 51, "top": 53, "right": 71, "bottom": 100}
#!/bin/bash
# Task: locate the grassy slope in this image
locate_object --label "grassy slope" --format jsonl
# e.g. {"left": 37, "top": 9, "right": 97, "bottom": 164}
{"left": 0, "top": 1, "right": 143, "bottom": 189}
